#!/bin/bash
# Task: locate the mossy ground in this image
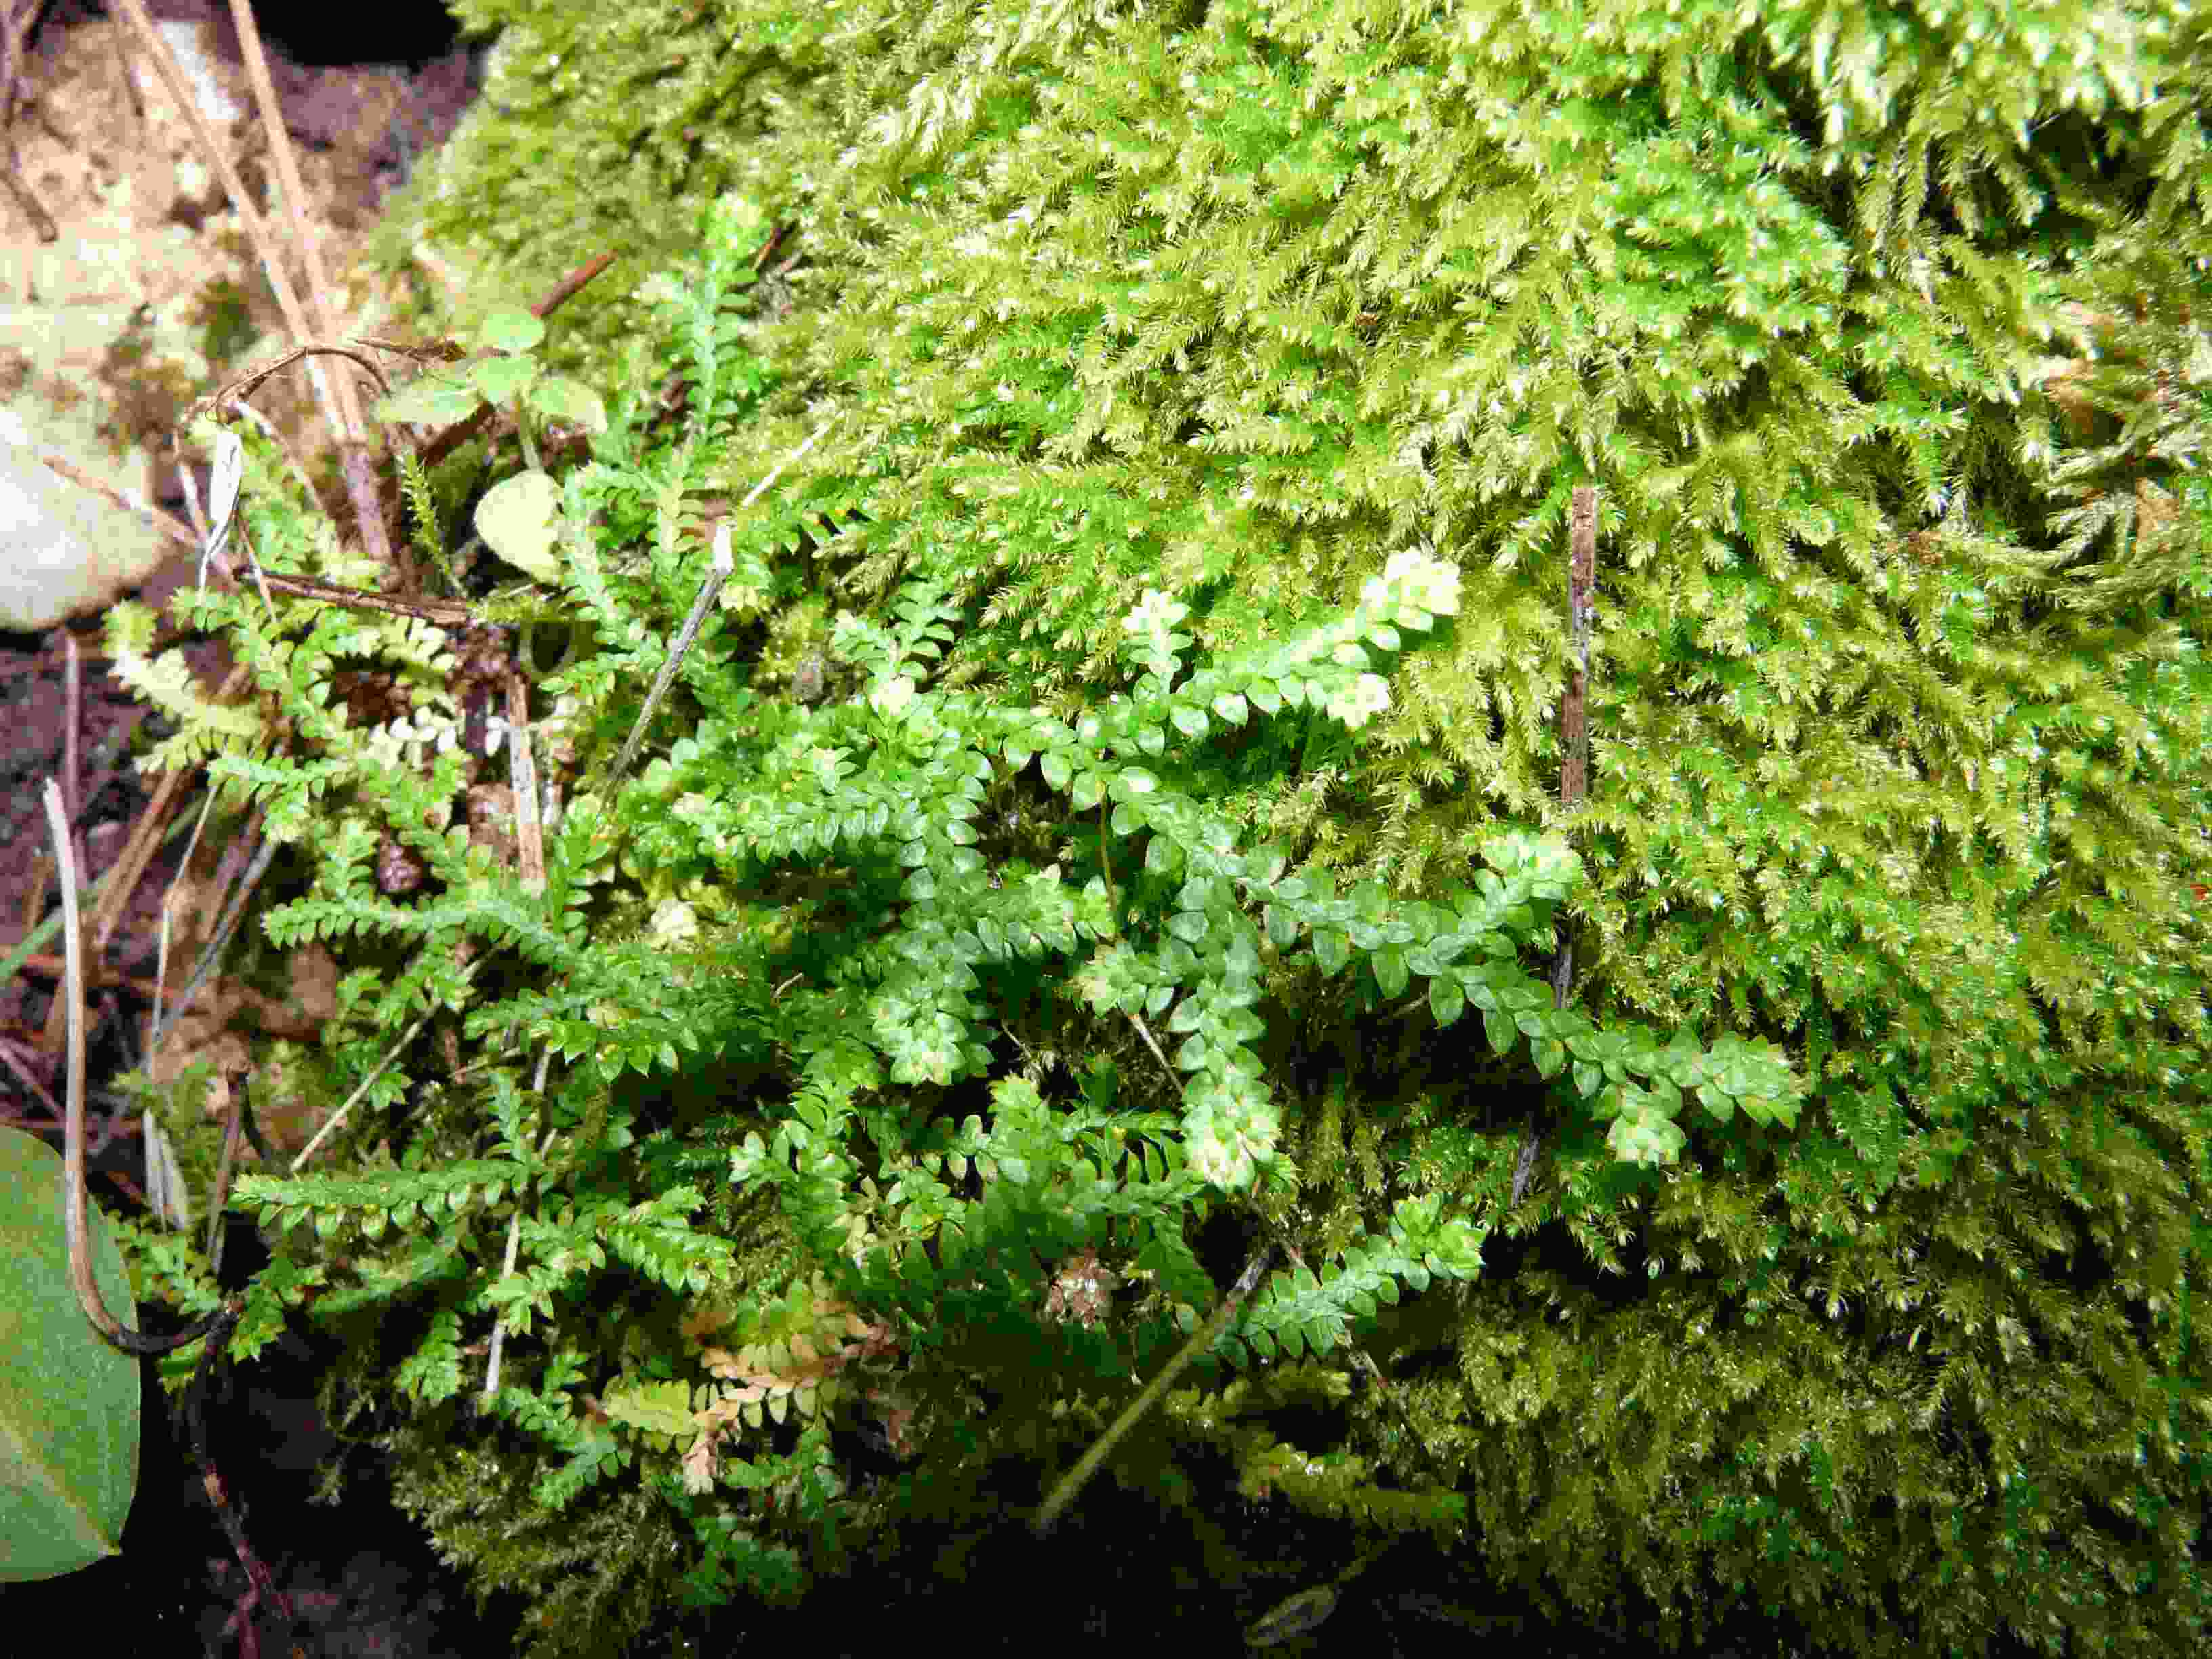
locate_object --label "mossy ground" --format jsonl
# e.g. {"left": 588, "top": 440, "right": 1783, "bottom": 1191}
{"left": 152, "top": 4, "right": 2212, "bottom": 1658}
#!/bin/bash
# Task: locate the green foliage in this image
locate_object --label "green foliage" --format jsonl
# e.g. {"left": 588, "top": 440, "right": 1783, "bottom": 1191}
{"left": 104, "top": 598, "right": 268, "bottom": 774}
{"left": 112, "top": 183, "right": 1776, "bottom": 1650}
{"left": 96, "top": 3, "right": 2212, "bottom": 1658}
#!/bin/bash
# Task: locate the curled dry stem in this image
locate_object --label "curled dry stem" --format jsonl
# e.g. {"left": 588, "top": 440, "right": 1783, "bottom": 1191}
{"left": 42, "top": 778, "right": 230, "bottom": 1356}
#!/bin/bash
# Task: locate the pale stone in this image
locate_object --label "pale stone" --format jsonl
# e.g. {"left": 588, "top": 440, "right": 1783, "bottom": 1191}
{"left": 0, "top": 409, "right": 174, "bottom": 632}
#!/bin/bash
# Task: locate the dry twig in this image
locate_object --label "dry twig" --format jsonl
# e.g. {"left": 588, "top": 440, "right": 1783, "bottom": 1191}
{"left": 1509, "top": 482, "right": 1599, "bottom": 1208}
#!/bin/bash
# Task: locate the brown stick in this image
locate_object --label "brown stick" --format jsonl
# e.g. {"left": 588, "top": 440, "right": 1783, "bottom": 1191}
{"left": 30, "top": 448, "right": 201, "bottom": 552}
{"left": 201, "top": 341, "right": 396, "bottom": 413}
{"left": 1557, "top": 486, "right": 1596, "bottom": 818}
{"left": 91, "top": 670, "right": 247, "bottom": 954}
{"left": 220, "top": 567, "right": 477, "bottom": 627}
{"left": 28, "top": 442, "right": 480, "bottom": 625}
{"left": 221, "top": 0, "right": 400, "bottom": 590}
{"left": 0, "top": 0, "right": 57, "bottom": 239}
{"left": 1511, "top": 483, "right": 1599, "bottom": 1209}
{"left": 506, "top": 670, "right": 546, "bottom": 890}
{"left": 15, "top": 954, "right": 324, "bottom": 1039}
{"left": 109, "top": 0, "right": 331, "bottom": 428}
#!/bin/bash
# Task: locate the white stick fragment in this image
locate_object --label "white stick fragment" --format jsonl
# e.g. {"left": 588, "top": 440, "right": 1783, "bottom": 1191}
{"left": 606, "top": 419, "right": 830, "bottom": 788}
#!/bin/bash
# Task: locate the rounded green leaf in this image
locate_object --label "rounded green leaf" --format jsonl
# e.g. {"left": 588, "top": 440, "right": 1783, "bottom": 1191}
{"left": 527, "top": 376, "right": 609, "bottom": 434}
{"left": 1110, "top": 767, "right": 1160, "bottom": 797}
{"left": 372, "top": 373, "right": 482, "bottom": 428}
{"left": 470, "top": 352, "right": 537, "bottom": 407}
{"left": 475, "top": 306, "right": 547, "bottom": 354}
{"left": 474, "top": 470, "right": 567, "bottom": 583}
{"left": 0, "top": 1126, "right": 140, "bottom": 1582}
{"left": 1168, "top": 910, "right": 1210, "bottom": 943}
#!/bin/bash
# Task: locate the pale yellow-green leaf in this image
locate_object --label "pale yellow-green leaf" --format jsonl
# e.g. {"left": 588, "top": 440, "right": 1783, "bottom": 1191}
{"left": 529, "top": 377, "right": 609, "bottom": 433}
{"left": 476, "top": 470, "right": 567, "bottom": 584}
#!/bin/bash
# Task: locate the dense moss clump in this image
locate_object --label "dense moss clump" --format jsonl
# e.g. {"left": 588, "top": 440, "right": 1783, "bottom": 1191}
{"left": 118, "top": 2, "right": 2212, "bottom": 1657}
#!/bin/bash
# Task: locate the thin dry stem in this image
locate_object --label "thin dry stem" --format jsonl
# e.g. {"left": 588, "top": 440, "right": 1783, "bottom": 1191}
{"left": 109, "top": 0, "right": 336, "bottom": 434}
{"left": 605, "top": 419, "right": 832, "bottom": 789}
{"left": 45, "top": 777, "right": 134, "bottom": 1345}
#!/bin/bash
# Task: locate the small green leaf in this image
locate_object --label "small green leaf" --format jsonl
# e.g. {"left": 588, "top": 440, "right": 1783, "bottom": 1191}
{"left": 1372, "top": 946, "right": 1409, "bottom": 998}
{"left": 1312, "top": 929, "right": 1349, "bottom": 976}
{"left": 1429, "top": 975, "right": 1465, "bottom": 1026}
{"left": 1042, "top": 750, "right": 1073, "bottom": 790}
{"left": 1171, "top": 703, "right": 1210, "bottom": 739}
{"left": 1610, "top": 1109, "right": 1687, "bottom": 1166}
{"left": 1481, "top": 1007, "right": 1513, "bottom": 1054}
